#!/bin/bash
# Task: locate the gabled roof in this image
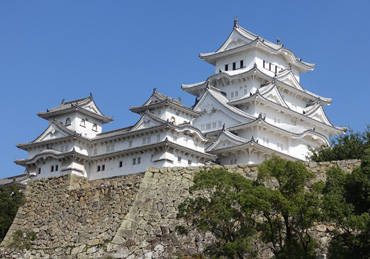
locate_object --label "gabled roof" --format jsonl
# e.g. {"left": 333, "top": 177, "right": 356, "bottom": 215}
{"left": 275, "top": 70, "right": 332, "bottom": 105}
{"left": 229, "top": 117, "right": 330, "bottom": 146}
{"left": 199, "top": 24, "right": 314, "bottom": 73}
{"left": 92, "top": 138, "right": 216, "bottom": 161}
{"left": 95, "top": 111, "right": 212, "bottom": 143}
{"left": 182, "top": 66, "right": 331, "bottom": 106}
{"left": 17, "top": 120, "right": 87, "bottom": 150}
{"left": 38, "top": 94, "right": 113, "bottom": 124}
{"left": 130, "top": 89, "right": 199, "bottom": 116}
{"left": 205, "top": 129, "right": 247, "bottom": 152}
{"left": 228, "top": 91, "right": 345, "bottom": 136}
{"left": 129, "top": 111, "right": 167, "bottom": 132}
{"left": 194, "top": 86, "right": 256, "bottom": 122}
{"left": 207, "top": 134, "right": 299, "bottom": 161}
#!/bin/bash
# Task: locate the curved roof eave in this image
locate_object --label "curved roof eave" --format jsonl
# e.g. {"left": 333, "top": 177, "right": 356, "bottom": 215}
{"left": 15, "top": 149, "right": 88, "bottom": 166}
{"left": 38, "top": 106, "right": 113, "bottom": 123}
{"left": 130, "top": 99, "right": 200, "bottom": 116}
{"left": 17, "top": 121, "right": 89, "bottom": 150}
{"left": 208, "top": 139, "right": 300, "bottom": 161}
{"left": 229, "top": 92, "right": 343, "bottom": 135}
{"left": 200, "top": 37, "right": 314, "bottom": 72}
{"left": 229, "top": 118, "right": 330, "bottom": 145}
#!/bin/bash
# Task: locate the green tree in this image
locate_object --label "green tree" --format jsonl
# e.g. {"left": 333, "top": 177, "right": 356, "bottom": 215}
{"left": 177, "top": 168, "right": 259, "bottom": 258}
{"left": 177, "top": 156, "right": 321, "bottom": 259}
{"left": 0, "top": 183, "right": 25, "bottom": 243}
{"left": 257, "top": 156, "right": 320, "bottom": 258}
{"left": 321, "top": 150, "right": 370, "bottom": 258}
{"left": 309, "top": 126, "right": 370, "bottom": 162}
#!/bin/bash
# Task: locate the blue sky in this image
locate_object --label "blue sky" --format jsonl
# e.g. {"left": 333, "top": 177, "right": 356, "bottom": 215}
{"left": 1, "top": 1, "right": 370, "bottom": 178}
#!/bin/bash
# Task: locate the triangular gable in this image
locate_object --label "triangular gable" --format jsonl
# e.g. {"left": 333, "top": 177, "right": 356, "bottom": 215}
{"left": 218, "top": 29, "right": 253, "bottom": 52}
{"left": 206, "top": 130, "right": 247, "bottom": 152}
{"left": 80, "top": 100, "right": 105, "bottom": 117}
{"left": 275, "top": 70, "right": 303, "bottom": 91}
{"left": 33, "top": 122, "right": 70, "bottom": 143}
{"left": 306, "top": 106, "right": 332, "bottom": 126}
{"left": 194, "top": 88, "right": 254, "bottom": 123}
{"left": 129, "top": 112, "right": 165, "bottom": 131}
{"left": 260, "top": 85, "right": 289, "bottom": 108}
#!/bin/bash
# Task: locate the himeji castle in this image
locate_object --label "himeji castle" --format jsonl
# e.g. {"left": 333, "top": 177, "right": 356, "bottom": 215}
{"left": 14, "top": 20, "right": 344, "bottom": 181}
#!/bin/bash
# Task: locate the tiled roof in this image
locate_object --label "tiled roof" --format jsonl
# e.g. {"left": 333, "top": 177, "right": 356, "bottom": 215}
{"left": 37, "top": 94, "right": 113, "bottom": 123}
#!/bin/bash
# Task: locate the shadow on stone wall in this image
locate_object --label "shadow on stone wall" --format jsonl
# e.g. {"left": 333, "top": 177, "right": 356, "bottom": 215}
{"left": 0, "top": 160, "right": 361, "bottom": 258}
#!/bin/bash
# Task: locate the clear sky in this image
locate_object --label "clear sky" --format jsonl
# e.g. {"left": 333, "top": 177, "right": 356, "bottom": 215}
{"left": 1, "top": 1, "right": 370, "bottom": 178}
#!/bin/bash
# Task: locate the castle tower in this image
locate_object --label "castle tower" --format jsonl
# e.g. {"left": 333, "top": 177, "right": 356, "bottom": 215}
{"left": 182, "top": 20, "right": 344, "bottom": 164}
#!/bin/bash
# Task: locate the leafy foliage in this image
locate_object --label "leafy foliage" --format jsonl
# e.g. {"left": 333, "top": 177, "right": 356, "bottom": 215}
{"left": 321, "top": 150, "right": 370, "bottom": 258}
{"left": 0, "top": 183, "right": 25, "bottom": 243}
{"left": 309, "top": 126, "right": 370, "bottom": 162}
{"left": 257, "top": 156, "right": 320, "bottom": 258}
{"left": 177, "top": 168, "right": 258, "bottom": 258}
{"left": 177, "top": 156, "right": 320, "bottom": 259}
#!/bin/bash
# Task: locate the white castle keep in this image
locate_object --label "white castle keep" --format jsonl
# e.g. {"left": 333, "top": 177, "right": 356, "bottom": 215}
{"left": 15, "top": 21, "right": 344, "bottom": 181}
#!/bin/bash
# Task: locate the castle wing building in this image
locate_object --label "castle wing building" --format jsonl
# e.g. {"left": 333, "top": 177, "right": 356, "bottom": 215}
{"left": 13, "top": 20, "right": 344, "bottom": 181}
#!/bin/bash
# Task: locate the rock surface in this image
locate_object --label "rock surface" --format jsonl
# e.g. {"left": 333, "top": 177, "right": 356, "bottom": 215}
{"left": 0, "top": 160, "right": 361, "bottom": 258}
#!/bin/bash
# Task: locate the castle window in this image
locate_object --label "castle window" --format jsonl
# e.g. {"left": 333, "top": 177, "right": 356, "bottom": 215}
{"left": 119, "top": 161, "right": 123, "bottom": 168}
{"left": 240, "top": 60, "right": 244, "bottom": 68}
{"left": 97, "top": 165, "right": 101, "bottom": 172}
{"left": 188, "top": 160, "right": 192, "bottom": 165}
{"left": 55, "top": 165, "right": 58, "bottom": 171}
{"left": 102, "top": 165, "right": 105, "bottom": 171}
{"left": 132, "top": 158, "right": 136, "bottom": 165}
{"left": 38, "top": 168, "right": 41, "bottom": 174}
{"left": 137, "top": 157, "right": 141, "bottom": 164}
{"left": 263, "top": 60, "right": 266, "bottom": 68}
{"left": 275, "top": 65, "right": 278, "bottom": 74}
{"left": 80, "top": 119, "right": 86, "bottom": 127}
{"left": 269, "top": 63, "right": 271, "bottom": 71}
{"left": 92, "top": 123, "right": 97, "bottom": 131}
{"left": 178, "top": 157, "right": 182, "bottom": 163}
{"left": 170, "top": 116, "right": 176, "bottom": 125}
{"left": 232, "top": 62, "right": 236, "bottom": 70}
{"left": 225, "top": 64, "right": 229, "bottom": 71}
{"left": 51, "top": 165, "right": 54, "bottom": 172}
{"left": 65, "top": 118, "right": 71, "bottom": 126}
{"left": 107, "top": 144, "right": 115, "bottom": 152}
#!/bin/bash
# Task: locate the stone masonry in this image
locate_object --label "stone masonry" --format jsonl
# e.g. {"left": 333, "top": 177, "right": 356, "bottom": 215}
{"left": 0, "top": 159, "right": 361, "bottom": 258}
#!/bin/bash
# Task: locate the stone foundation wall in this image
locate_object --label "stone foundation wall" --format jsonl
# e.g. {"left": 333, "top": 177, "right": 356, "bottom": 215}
{"left": 0, "top": 159, "right": 361, "bottom": 258}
